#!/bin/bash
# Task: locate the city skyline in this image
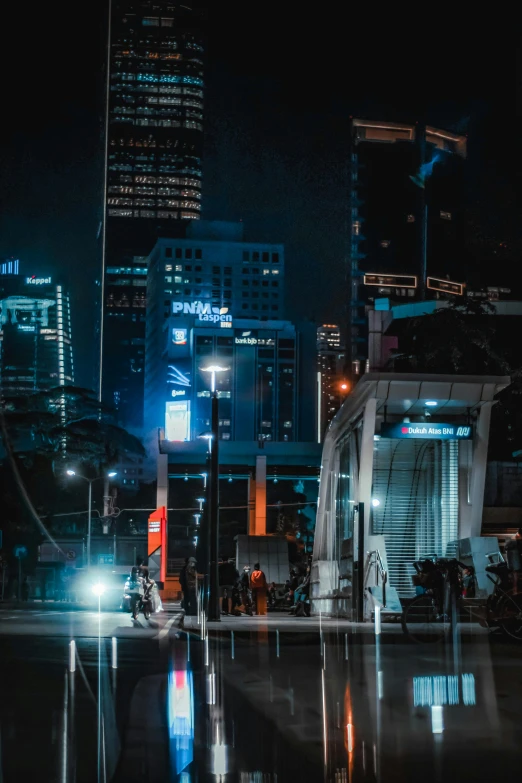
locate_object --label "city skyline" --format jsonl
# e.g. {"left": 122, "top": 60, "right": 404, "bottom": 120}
{"left": 0, "top": 3, "right": 516, "bottom": 391}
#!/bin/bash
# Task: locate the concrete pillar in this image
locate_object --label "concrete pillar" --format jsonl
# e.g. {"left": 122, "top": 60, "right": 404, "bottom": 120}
{"left": 248, "top": 472, "right": 256, "bottom": 536}
{"left": 357, "top": 398, "right": 378, "bottom": 550}
{"left": 157, "top": 453, "right": 168, "bottom": 511}
{"left": 468, "top": 402, "right": 492, "bottom": 538}
{"left": 254, "top": 455, "right": 267, "bottom": 536}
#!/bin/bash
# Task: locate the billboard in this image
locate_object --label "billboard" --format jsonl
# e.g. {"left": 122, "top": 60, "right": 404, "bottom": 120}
{"left": 380, "top": 422, "right": 472, "bottom": 440}
{"left": 167, "top": 361, "right": 191, "bottom": 400}
{"left": 427, "top": 277, "right": 465, "bottom": 296}
{"left": 364, "top": 273, "right": 417, "bottom": 288}
{"left": 165, "top": 400, "right": 191, "bottom": 441}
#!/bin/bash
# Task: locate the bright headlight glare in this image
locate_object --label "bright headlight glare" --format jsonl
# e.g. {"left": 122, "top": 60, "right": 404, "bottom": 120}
{"left": 91, "top": 583, "right": 106, "bottom": 597}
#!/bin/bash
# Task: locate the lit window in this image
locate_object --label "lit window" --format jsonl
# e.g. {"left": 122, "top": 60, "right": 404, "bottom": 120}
{"left": 352, "top": 221, "right": 361, "bottom": 235}
{"left": 283, "top": 421, "right": 293, "bottom": 428}
{"left": 440, "top": 210, "right": 452, "bottom": 220}
{"left": 380, "top": 240, "right": 390, "bottom": 248}
{"left": 407, "top": 214, "right": 415, "bottom": 223}
{"left": 263, "top": 269, "right": 270, "bottom": 275}
{"left": 175, "top": 265, "right": 182, "bottom": 271}
{"left": 261, "top": 421, "right": 272, "bottom": 427}
{"left": 165, "top": 264, "right": 173, "bottom": 272}
{"left": 272, "top": 269, "right": 279, "bottom": 275}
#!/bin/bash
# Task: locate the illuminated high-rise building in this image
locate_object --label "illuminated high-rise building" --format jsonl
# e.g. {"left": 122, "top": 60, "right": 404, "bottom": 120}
{"left": 0, "top": 272, "right": 74, "bottom": 394}
{"left": 317, "top": 324, "right": 346, "bottom": 437}
{"left": 348, "top": 118, "right": 467, "bottom": 380}
{"left": 100, "top": 0, "right": 205, "bottom": 430}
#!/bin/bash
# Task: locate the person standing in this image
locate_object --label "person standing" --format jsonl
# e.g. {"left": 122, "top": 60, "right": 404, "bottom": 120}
{"left": 179, "top": 557, "right": 189, "bottom": 610}
{"left": 250, "top": 562, "right": 268, "bottom": 616}
{"left": 219, "top": 558, "right": 239, "bottom": 615}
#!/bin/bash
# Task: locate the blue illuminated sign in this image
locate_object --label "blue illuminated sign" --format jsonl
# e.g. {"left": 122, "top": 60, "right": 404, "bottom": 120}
{"left": 380, "top": 422, "right": 472, "bottom": 440}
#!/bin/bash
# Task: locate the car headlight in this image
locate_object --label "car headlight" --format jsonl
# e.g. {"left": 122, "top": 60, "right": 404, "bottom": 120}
{"left": 91, "top": 583, "right": 106, "bottom": 597}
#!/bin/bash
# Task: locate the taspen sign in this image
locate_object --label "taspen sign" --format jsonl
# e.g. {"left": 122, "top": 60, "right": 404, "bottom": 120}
{"left": 380, "top": 422, "right": 472, "bottom": 440}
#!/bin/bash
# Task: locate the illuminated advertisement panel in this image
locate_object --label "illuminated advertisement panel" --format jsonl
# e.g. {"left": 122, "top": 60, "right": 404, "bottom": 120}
{"left": 165, "top": 400, "right": 191, "bottom": 441}
{"left": 364, "top": 273, "right": 417, "bottom": 288}
{"left": 427, "top": 277, "right": 465, "bottom": 296}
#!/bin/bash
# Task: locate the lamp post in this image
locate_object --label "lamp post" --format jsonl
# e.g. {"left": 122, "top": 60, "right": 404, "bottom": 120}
{"left": 66, "top": 470, "right": 117, "bottom": 569}
{"left": 201, "top": 364, "right": 227, "bottom": 621}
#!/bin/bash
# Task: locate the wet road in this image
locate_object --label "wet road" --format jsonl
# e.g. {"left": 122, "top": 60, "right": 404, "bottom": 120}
{"left": 1, "top": 609, "right": 522, "bottom": 781}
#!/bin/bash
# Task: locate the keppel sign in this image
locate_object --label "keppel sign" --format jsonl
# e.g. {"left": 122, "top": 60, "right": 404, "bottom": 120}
{"left": 26, "top": 276, "right": 51, "bottom": 285}
{"left": 380, "top": 422, "right": 472, "bottom": 440}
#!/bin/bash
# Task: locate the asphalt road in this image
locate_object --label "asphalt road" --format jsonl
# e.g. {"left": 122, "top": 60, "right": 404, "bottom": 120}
{"left": 1, "top": 608, "right": 522, "bottom": 782}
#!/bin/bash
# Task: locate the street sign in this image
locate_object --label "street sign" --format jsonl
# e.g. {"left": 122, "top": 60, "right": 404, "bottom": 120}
{"left": 380, "top": 422, "right": 472, "bottom": 440}
{"left": 66, "top": 550, "right": 77, "bottom": 560}
{"left": 98, "top": 554, "right": 114, "bottom": 565}
{"left": 13, "top": 545, "right": 28, "bottom": 559}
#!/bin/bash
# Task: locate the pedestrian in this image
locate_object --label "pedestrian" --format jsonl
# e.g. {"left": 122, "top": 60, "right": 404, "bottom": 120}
{"left": 240, "top": 566, "right": 253, "bottom": 615}
{"left": 21, "top": 576, "right": 29, "bottom": 601}
{"left": 184, "top": 556, "right": 198, "bottom": 616}
{"left": 250, "top": 562, "right": 268, "bottom": 616}
{"left": 219, "top": 558, "right": 239, "bottom": 615}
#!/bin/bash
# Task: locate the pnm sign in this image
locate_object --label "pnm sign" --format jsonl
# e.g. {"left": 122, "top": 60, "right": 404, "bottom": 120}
{"left": 380, "top": 422, "right": 472, "bottom": 440}
{"left": 172, "top": 301, "right": 232, "bottom": 325}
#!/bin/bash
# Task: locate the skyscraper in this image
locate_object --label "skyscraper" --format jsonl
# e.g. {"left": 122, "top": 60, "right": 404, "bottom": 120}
{"left": 100, "top": 0, "right": 205, "bottom": 430}
{"left": 0, "top": 272, "right": 74, "bottom": 394}
{"left": 317, "top": 324, "right": 346, "bottom": 437}
{"left": 347, "top": 118, "right": 467, "bottom": 379}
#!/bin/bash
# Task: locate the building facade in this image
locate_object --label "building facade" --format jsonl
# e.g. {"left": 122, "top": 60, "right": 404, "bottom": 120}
{"left": 348, "top": 118, "right": 467, "bottom": 379}
{"left": 0, "top": 272, "right": 74, "bottom": 394}
{"left": 101, "top": 0, "right": 205, "bottom": 430}
{"left": 317, "top": 324, "right": 346, "bottom": 437}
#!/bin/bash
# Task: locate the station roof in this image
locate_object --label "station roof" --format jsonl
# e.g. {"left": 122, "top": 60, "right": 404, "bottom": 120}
{"left": 330, "top": 373, "right": 510, "bottom": 435}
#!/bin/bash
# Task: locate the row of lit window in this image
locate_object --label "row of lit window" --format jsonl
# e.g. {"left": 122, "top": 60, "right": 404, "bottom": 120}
{"left": 106, "top": 267, "right": 147, "bottom": 275}
{"left": 109, "top": 185, "right": 200, "bottom": 197}
{"left": 108, "top": 198, "right": 201, "bottom": 209}
{"left": 110, "top": 165, "right": 202, "bottom": 178}
{"left": 112, "top": 118, "right": 203, "bottom": 130}
{"left": 108, "top": 208, "right": 199, "bottom": 219}
{"left": 110, "top": 137, "right": 202, "bottom": 148}
{"left": 112, "top": 84, "right": 203, "bottom": 98}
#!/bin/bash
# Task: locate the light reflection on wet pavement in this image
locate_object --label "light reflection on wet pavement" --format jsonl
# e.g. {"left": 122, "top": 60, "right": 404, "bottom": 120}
{"left": 1, "top": 614, "right": 522, "bottom": 781}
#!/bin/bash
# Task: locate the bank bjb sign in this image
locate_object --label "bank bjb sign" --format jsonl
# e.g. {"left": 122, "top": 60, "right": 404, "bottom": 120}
{"left": 380, "top": 422, "right": 472, "bottom": 440}
{"left": 172, "top": 301, "right": 232, "bottom": 326}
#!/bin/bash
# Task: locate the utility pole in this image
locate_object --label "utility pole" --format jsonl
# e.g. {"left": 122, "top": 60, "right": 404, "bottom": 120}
{"left": 208, "top": 392, "right": 220, "bottom": 621}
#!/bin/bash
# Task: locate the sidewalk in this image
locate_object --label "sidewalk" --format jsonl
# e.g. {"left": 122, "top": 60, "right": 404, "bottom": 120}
{"left": 0, "top": 599, "right": 90, "bottom": 611}
{"left": 178, "top": 612, "right": 491, "bottom": 638}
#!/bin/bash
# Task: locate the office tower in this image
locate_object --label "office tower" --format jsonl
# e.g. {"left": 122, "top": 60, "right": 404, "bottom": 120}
{"left": 0, "top": 272, "right": 74, "bottom": 394}
{"left": 317, "top": 324, "right": 346, "bottom": 436}
{"left": 145, "top": 220, "right": 285, "bottom": 319}
{"left": 101, "top": 0, "right": 205, "bottom": 430}
{"left": 348, "top": 118, "right": 467, "bottom": 379}
{"left": 144, "top": 224, "right": 316, "bottom": 443}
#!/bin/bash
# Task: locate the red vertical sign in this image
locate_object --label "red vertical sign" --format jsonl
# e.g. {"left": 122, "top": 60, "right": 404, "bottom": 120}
{"left": 148, "top": 506, "right": 167, "bottom": 584}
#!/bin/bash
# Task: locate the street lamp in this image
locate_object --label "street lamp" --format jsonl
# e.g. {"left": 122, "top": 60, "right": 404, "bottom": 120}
{"left": 66, "top": 470, "right": 118, "bottom": 570}
{"left": 201, "top": 364, "right": 228, "bottom": 394}
{"left": 200, "top": 364, "right": 228, "bottom": 622}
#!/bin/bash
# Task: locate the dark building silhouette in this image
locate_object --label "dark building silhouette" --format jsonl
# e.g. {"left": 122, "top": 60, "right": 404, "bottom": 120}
{"left": 100, "top": 0, "right": 205, "bottom": 431}
{"left": 348, "top": 118, "right": 467, "bottom": 379}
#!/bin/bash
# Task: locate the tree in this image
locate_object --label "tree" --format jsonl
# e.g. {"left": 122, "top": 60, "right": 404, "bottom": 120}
{"left": 388, "top": 298, "right": 512, "bottom": 375}
{"left": 0, "top": 386, "right": 145, "bottom": 562}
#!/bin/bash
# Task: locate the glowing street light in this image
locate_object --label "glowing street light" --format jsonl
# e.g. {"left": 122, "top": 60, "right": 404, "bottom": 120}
{"left": 201, "top": 364, "right": 228, "bottom": 393}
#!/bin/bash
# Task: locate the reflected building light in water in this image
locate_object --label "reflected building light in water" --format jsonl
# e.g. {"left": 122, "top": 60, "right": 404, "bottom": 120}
{"left": 239, "top": 775, "right": 278, "bottom": 782}
{"left": 462, "top": 673, "right": 476, "bottom": 706}
{"left": 413, "top": 674, "right": 475, "bottom": 707}
{"left": 346, "top": 723, "right": 354, "bottom": 753}
{"left": 168, "top": 669, "right": 194, "bottom": 776}
{"left": 211, "top": 724, "right": 228, "bottom": 778}
{"left": 431, "top": 705, "right": 444, "bottom": 734}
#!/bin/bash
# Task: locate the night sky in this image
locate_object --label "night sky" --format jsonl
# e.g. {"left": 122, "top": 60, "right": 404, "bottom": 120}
{"left": 0, "top": 3, "right": 516, "bottom": 388}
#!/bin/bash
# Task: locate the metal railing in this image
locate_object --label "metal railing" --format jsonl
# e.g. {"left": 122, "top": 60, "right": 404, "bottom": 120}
{"left": 368, "top": 549, "right": 388, "bottom": 608}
